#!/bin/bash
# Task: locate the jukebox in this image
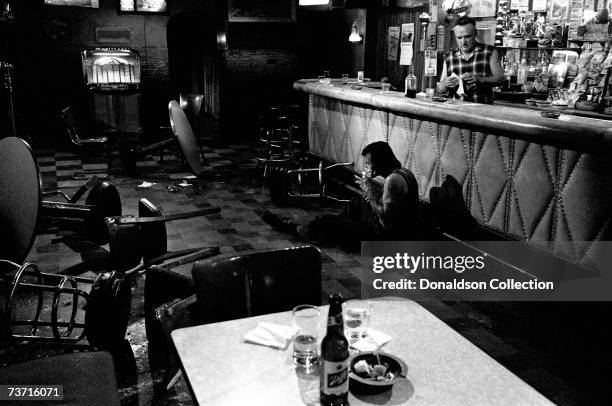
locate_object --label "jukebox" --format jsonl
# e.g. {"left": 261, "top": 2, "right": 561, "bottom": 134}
{"left": 81, "top": 48, "right": 142, "bottom": 135}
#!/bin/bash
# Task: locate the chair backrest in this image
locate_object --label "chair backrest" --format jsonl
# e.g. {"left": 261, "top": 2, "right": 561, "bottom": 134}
{"left": 191, "top": 245, "right": 322, "bottom": 324}
{"left": 0, "top": 137, "right": 40, "bottom": 263}
{"left": 167, "top": 100, "right": 178, "bottom": 134}
{"left": 60, "top": 106, "right": 81, "bottom": 145}
{"left": 168, "top": 100, "right": 204, "bottom": 176}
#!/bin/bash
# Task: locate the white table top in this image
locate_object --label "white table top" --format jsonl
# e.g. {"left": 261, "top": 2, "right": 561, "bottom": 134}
{"left": 171, "top": 300, "right": 554, "bottom": 406}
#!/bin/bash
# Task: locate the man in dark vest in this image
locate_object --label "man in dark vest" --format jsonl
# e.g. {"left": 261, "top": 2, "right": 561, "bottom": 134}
{"left": 262, "top": 142, "right": 420, "bottom": 249}
{"left": 436, "top": 16, "right": 505, "bottom": 104}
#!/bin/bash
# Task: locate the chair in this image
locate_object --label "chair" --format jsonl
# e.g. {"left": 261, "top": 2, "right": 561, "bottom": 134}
{"left": 0, "top": 351, "right": 121, "bottom": 406}
{"left": 60, "top": 106, "right": 113, "bottom": 179}
{"left": 152, "top": 245, "right": 322, "bottom": 383}
{"left": 179, "top": 94, "right": 203, "bottom": 133}
{"left": 180, "top": 93, "right": 206, "bottom": 161}
{"left": 168, "top": 100, "right": 205, "bottom": 176}
{"left": 192, "top": 245, "right": 322, "bottom": 322}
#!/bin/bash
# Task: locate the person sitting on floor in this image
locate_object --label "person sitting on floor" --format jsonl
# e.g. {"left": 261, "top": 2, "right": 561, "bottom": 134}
{"left": 262, "top": 141, "right": 420, "bottom": 250}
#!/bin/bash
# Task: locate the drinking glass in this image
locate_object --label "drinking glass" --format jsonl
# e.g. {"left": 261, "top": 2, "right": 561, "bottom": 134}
{"left": 292, "top": 305, "right": 320, "bottom": 367}
{"left": 357, "top": 70, "right": 364, "bottom": 82}
{"left": 426, "top": 88, "right": 435, "bottom": 99}
{"left": 323, "top": 70, "right": 331, "bottom": 85}
{"left": 341, "top": 73, "right": 349, "bottom": 84}
{"left": 380, "top": 83, "right": 391, "bottom": 94}
{"left": 342, "top": 300, "right": 372, "bottom": 342}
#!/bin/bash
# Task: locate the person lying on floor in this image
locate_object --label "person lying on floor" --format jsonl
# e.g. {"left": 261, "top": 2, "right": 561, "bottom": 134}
{"left": 262, "top": 141, "right": 420, "bottom": 250}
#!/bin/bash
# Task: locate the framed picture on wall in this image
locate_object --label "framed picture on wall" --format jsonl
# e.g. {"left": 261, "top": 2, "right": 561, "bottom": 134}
{"left": 548, "top": 0, "right": 570, "bottom": 21}
{"left": 119, "top": 0, "right": 167, "bottom": 13}
{"left": 44, "top": 0, "right": 99, "bottom": 8}
{"left": 228, "top": 0, "right": 297, "bottom": 23}
{"left": 531, "top": 0, "right": 548, "bottom": 11}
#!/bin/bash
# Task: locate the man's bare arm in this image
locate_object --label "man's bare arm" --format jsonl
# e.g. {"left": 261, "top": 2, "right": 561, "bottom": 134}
{"left": 477, "top": 49, "right": 505, "bottom": 85}
{"left": 378, "top": 173, "right": 408, "bottom": 228}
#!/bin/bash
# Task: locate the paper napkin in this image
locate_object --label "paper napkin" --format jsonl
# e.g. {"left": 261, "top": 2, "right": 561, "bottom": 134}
{"left": 350, "top": 329, "right": 392, "bottom": 352}
{"left": 450, "top": 72, "right": 465, "bottom": 97}
{"left": 243, "top": 322, "right": 297, "bottom": 350}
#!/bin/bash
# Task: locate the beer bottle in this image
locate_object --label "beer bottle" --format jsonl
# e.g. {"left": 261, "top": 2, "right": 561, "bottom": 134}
{"left": 320, "top": 294, "right": 350, "bottom": 406}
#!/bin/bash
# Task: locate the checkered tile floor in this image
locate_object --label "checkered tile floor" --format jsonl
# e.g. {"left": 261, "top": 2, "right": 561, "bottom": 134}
{"left": 14, "top": 138, "right": 591, "bottom": 405}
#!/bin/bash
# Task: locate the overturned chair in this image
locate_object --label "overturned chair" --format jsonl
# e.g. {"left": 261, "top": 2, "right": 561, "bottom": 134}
{"left": 268, "top": 157, "right": 353, "bottom": 206}
{"left": 151, "top": 245, "right": 322, "bottom": 386}
{"left": 0, "top": 136, "right": 220, "bottom": 354}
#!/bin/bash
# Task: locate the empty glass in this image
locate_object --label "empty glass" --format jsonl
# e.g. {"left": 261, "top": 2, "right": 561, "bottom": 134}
{"left": 341, "top": 74, "right": 349, "bottom": 84}
{"left": 292, "top": 305, "right": 320, "bottom": 367}
{"left": 380, "top": 83, "right": 391, "bottom": 94}
{"left": 342, "top": 300, "right": 372, "bottom": 343}
{"left": 323, "top": 70, "right": 331, "bottom": 85}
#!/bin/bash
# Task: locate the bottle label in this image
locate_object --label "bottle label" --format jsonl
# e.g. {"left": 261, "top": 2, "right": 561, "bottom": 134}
{"left": 327, "top": 314, "right": 342, "bottom": 326}
{"left": 321, "top": 360, "right": 349, "bottom": 395}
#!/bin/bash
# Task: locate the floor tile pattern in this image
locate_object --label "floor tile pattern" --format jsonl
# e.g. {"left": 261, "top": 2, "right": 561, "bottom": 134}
{"left": 1, "top": 135, "right": 594, "bottom": 405}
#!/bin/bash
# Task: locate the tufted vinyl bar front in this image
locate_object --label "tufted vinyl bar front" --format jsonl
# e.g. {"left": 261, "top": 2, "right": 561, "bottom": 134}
{"left": 303, "top": 91, "right": 612, "bottom": 269}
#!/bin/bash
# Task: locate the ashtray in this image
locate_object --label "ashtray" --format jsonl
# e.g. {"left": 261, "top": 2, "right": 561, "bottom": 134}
{"left": 350, "top": 85, "right": 362, "bottom": 90}
{"left": 541, "top": 111, "right": 560, "bottom": 119}
{"left": 349, "top": 352, "right": 407, "bottom": 392}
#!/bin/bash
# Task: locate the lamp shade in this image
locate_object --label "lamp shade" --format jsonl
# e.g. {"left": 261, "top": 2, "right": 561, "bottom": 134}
{"left": 349, "top": 21, "right": 362, "bottom": 42}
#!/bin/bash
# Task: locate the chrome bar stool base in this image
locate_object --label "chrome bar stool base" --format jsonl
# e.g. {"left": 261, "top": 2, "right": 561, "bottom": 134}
{"left": 269, "top": 158, "right": 353, "bottom": 206}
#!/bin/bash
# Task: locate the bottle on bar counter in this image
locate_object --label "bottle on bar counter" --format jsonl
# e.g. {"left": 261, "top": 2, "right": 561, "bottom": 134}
{"left": 320, "top": 294, "right": 350, "bottom": 406}
{"left": 517, "top": 58, "right": 528, "bottom": 85}
{"left": 405, "top": 65, "right": 417, "bottom": 98}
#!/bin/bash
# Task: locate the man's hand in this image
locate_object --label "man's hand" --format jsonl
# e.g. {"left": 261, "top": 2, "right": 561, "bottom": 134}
{"left": 354, "top": 174, "right": 371, "bottom": 196}
{"left": 461, "top": 73, "right": 478, "bottom": 91}
{"left": 461, "top": 73, "right": 480, "bottom": 90}
{"left": 445, "top": 75, "right": 460, "bottom": 89}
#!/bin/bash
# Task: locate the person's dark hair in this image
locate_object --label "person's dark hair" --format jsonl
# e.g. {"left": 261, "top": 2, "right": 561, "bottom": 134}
{"left": 361, "top": 141, "right": 401, "bottom": 171}
{"left": 454, "top": 16, "right": 476, "bottom": 29}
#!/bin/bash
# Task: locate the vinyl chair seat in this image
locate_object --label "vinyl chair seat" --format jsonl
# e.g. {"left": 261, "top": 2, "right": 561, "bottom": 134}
{"left": 0, "top": 351, "right": 120, "bottom": 406}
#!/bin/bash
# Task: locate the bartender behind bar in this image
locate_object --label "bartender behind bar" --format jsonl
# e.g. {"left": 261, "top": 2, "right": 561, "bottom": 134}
{"left": 436, "top": 16, "right": 505, "bottom": 104}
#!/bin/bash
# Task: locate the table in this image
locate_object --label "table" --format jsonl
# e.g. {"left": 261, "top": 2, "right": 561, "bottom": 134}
{"left": 171, "top": 300, "right": 554, "bottom": 406}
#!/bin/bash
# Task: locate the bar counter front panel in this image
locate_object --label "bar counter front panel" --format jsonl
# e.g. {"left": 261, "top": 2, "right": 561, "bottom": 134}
{"left": 294, "top": 80, "right": 612, "bottom": 268}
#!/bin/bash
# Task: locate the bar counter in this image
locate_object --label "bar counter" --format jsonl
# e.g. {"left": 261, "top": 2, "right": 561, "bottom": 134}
{"left": 294, "top": 79, "right": 612, "bottom": 153}
{"left": 294, "top": 79, "right": 612, "bottom": 267}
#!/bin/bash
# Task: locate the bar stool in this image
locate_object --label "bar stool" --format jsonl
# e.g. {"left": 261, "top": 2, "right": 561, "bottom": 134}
{"left": 256, "top": 108, "right": 294, "bottom": 178}
{"left": 269, "top": 157, "right": 353, "bottom": 206}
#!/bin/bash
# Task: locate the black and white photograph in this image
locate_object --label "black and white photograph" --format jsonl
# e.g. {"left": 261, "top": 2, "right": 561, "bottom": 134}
{"left": 1, "top": 1, "right": 611, "bottom": 405}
